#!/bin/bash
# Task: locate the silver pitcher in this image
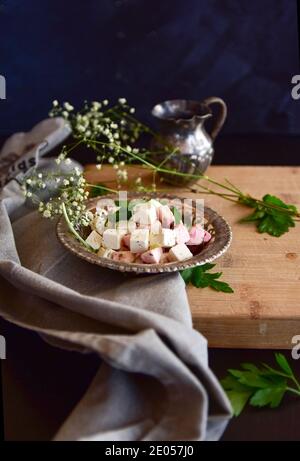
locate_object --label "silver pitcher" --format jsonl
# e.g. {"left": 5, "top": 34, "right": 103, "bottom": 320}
{"left": 151, "top": 97, "right": 227, "bottom": 185}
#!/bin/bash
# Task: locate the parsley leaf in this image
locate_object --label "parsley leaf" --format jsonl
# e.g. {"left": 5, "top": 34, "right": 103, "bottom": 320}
{"left": 171, "top": 206, "right": 182, "bottom": 225}
{"left": 240, "top": 194, "right": 298, "bottom": 237}
{"left": 221, "top": 353, "right": 300, "bottom": 416}
{"left": 180, "top": 263, "right": 234, "bottom": 293}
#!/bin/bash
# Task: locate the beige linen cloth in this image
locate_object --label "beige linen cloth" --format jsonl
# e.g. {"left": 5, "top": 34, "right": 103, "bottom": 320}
{"left": 0, "top": 179, "right": 232, "bottom": 441}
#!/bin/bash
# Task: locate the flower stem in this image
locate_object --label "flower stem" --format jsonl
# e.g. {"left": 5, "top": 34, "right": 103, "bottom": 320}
{"left": 61, "top": 202, "right": 92, "bottom": 250}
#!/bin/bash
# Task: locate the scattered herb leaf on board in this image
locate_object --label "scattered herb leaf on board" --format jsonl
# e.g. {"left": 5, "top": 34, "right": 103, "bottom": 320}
{"left": 180, "top": 263, "right": 234, "bottom": 293}
{"left": 221, "top": 353, "right": 300, "bottom": 416}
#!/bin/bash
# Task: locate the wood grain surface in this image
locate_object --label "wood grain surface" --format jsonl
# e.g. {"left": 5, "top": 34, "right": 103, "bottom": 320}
{"left": 84, "top": 165, "right": 300, "bottom": 349}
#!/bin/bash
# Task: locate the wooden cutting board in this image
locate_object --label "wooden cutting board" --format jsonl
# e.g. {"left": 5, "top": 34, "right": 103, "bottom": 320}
{"left": 84, "top": 164, "right": 300, "bottom": 349}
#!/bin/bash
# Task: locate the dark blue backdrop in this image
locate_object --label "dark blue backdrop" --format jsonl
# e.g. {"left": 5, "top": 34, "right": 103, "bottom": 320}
{"left": 0, "top": 0, "right": 299, "bottom": 135}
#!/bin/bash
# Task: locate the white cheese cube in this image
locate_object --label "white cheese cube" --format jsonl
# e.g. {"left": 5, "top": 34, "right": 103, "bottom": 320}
{"left": 95, "top": 206, "right": 108, "bottom": 219}
{"left": 148, "top": 199, "right": 162, "bottom": 209}
{"left": 150, "top": 232, "right": 162, "bottom": 248}
{"left": 97, "top": 247, "right": 116, "bottom": 259}
{"left": 168, "top": 244, "right": 193, "bottom": 262}
{"left": 85, "top": 230, "right": 103, "bottom": 250}
{"left": 103, "top": 229, "right": 127, "bottom": 250}
{"left": 92, "top": 215, "right": 107, "bottom": 235}
{"left": 130, "top": 228, "right": 150, "bottom": 253}
{"left": 117, "top": 220, "right": 136, "bottom": 233}
{"left": 161, "top": 228, "right": 176, "bottom": 248}
{"left": 133, "top": 199, "right": 161, "bottom": 212}
{"left": 132, "top": 206, "right": 157, "bottom": 226}
{"left": 150, "top": 220, "right": 162, "bottom": 234}
{"left": 158, "top": 205, "right": 175, "bottom": 228}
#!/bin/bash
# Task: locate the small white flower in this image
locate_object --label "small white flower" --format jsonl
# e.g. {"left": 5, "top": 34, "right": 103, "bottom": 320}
{"left": 52, "top": 100, "right": 59, "bottom": 107}
{"left": 92, "top": 101, "right": 101, "bottom": 110}
{"left": 63, "top": 179, "right": 70, "bottom": 186}
{"left": 62, "top": 111, "right": 69, "bottom": 118}
{"left": 118, "top": 98, "right": 127, "bottom": 105}
{"left": 103, "top": 99, "right": 109, "bottom": 106}
{"left": 26, "top": 191, "right": 32, "bottom": 197}
{"left": 64, "top": 102, "right": 74, "bottom": 111}
{"left": 26, "top": 179, "right": 32, "bottom": 185}
{"left": 65, "top": 158, "right": 71, "bottom": 165}
{"left": 96, "top": 164, "right": 102, "bottom": 170}
{"left": 108, "top": 156, "right": 114, "bottom": 164}
{"left": 129, "top": 107, "right": 135, "bottom": 114}
{"left": 43, "top": 210, "right": 51, "bottom": 218}
{"left": 37, "top": 173, "right": 43, "bottom": 178}
{"left": 119, "top": 161, "right": 125, "bottom": 166}
{"left": 117, "top": 169, "right": 128, "bottom": 181}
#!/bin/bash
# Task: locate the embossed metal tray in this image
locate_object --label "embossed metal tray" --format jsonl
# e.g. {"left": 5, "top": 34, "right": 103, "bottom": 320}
{"left": 56, "top": 193, "right": 232, "bottom": 274}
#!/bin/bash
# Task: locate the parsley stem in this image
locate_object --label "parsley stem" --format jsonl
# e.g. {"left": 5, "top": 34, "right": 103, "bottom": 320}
{"left": 286, "top": 386, "right": 300, "bottom": 396}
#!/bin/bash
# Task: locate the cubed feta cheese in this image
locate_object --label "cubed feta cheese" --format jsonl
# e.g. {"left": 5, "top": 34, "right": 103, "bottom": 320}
{"left": 150, "top": 220, "right": 162, "bottom": 234}
{"left": 111, "top": 251, "right": 135, "bottom": 263}
{"left": 148, "top": 199, "right": 162, "bottom": 209}
{"left": 203, "top": 230, "right": 212, "bottom": 243}
{"left": 133, "top": 199, "right": 161, "bottom": 213}
{"left": 92, "top": 215, "right": 107, "bottom": 235}
{"left": 187, "top": 226, "right": 205, "bottom": 245}
{"left": 149, "top": 232, "right": 162, "bottom": 248}
{"left": 161, "top": 228, "right": 176, "bottom": 247}
{"left": 130, "top": 228, "right": 150, "bottom": 253}
{"left": 168, "top": 243, "right": 193, "bottom": 262}
{"left": 174, "top": 223, "right": 190, "bottom": 244}
{"left": 141, "top": 247, "right": 163, "bottom": 264}
{"left": 97, "top": 247, "right": 116, "bottom": 259}
{"left": 103, "top": 228, "right": 127, "bottom": 250}
{"left": 158, "top": 205, "right": 175, "bottom": 228}
{"left": 95, "top": 206, "right": 108, "bottom": 219}
{"left": 116, "top": 220, "right": 136, "bottom": 233}
{"left": 85, "top": 230, "right": 103, "bottom": 250}
{"left": 132, "top": 206, "right": 157, "bottom": 226}
{"left": 122, "top": 233, "right": 131, "bottom": 248}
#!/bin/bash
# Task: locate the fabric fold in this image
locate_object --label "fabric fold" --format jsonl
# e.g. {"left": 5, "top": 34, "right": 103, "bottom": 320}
{"left": 0, "top": 181, "right": 231, "bottom": 441}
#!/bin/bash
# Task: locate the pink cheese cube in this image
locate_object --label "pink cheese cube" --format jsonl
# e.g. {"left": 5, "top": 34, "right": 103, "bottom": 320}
{"left": 187, "top": 226, "right": 205, "bottom": 245}
{"left": 160, "top": 252, "right": 171, "bottom": 264}
{"left": 174, "top": 223, "right": 190, "bottom": 244}
{"left": 157, "top": 205, "right": 175, "bottom": 228}
{"left": 140, "top": 247, "right": 163, "bottom": 264}
{"left": 122, "top": 233, "right": 131, "bottom": 248}
{"left": 203, "top": 230, "right": 212, "bottom": 243}
{"left": 112, "top": 251, "right": 135, "bottom": 263}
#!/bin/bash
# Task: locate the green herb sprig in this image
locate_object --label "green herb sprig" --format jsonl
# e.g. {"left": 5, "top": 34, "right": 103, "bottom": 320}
{"left": 221, "top": 353, "right": 300, "bottom": 416}
{"left": 180, "top": 263, "right": 234, "bottom": 293}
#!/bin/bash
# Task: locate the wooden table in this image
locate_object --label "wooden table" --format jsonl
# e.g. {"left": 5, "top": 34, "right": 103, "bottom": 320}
{"left": 85, "top": 165, "right": 300, "bottom": 349}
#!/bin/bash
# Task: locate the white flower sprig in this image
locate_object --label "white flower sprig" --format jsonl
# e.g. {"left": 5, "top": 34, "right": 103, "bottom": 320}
{"left": 24, "top": 162, "right": 91, "bottom": 227}
{"left": 49, "top": 98, "right": 148, "bottom": 171}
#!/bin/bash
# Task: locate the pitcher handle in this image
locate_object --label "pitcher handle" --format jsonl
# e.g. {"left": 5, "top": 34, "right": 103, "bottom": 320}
{"left": 202, "top": 96, "right": 227, "bottom": 140}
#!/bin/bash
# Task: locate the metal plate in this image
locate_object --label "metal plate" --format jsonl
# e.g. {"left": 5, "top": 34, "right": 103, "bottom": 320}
{"left": 56, "top": 193, "right": 232, "bottom": 274}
